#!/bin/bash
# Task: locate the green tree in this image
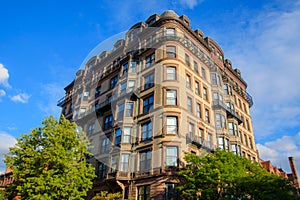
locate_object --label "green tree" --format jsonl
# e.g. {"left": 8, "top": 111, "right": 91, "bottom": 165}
{"left": 178, "top": 150, "right": 299, "bottom": 200}
{"left": 92, "top": 191, "right": 122, "bottom": 200}
{"left": 4, "top": 115, "right": 95, "bottom": 199}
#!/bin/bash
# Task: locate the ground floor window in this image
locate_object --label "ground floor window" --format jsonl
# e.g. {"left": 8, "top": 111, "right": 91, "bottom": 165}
{"left": 138, "top": 185, "right": 150, "bottom": 200}
{"left": 165, "top": 183, "right": 180, "bottom": 200}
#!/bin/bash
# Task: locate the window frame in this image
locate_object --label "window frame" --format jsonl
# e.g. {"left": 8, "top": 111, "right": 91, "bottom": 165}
{"left": 166, "top": 89, "right": 177, "bottom": 105}
{"left": 166, "top": 66, "right": 177, "bottom": 81}
{"left": 139, "top": 150, "right": 152, "bottom": 172}
{"left": 166, "top": 146, "right": 178, "bottom": 167}
{"left": 110, "top": 76, "right": 118, "bottom": 89}
{"left": 166, "top": 46, "right": 176, "bottom": 58}
{"left": 143, "top": 95, "right": 154, "bottom": 113}
{"left": 166, "top": 116, "right": 178, "bottom": 135}
{"left": 141, "top": 121, "right": 153, "bottom": 141}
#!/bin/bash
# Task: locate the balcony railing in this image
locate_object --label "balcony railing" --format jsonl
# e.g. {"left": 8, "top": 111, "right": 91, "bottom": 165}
{"left": 106, "top": 171, "right": 130, "bottom": 180}
{"left": 212, "top": 100, "right": 243, "bottom": 124}
{"left": 186, "top": 134, "right": 215, "bottom": 152}
{"left": 95, "top": 98, "right": 112, "bottom": 114}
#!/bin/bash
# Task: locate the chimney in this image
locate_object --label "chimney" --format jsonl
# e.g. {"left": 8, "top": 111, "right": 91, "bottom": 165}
{"left": 289, "top": 157, "right": 299, "bottom": 181}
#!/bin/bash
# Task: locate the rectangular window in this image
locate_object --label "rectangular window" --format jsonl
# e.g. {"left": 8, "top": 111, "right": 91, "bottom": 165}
{"left": 104, "top": 115, "right": 113, "bottom": 130}
{"left": 189, "top": 123, "right": 194, "bottom": 139}
{"left": 120, "top": 82, "right": 126, "bottom": 95}
{"left": 166, "top": 28, "right": 175, "bottom": 36}
{"left": 121, "top": 154, "right": 130, "bottom": 172}
{"left": 78, "top": 93, "right": 82, "bottom": 103}
{"left": 118, "top": 104, "right": 124, "bottom": 119}
{"left": 238, "top": 99, "right": 242, "bottom": 108}
{"left": 218, "top": 137, "right": 224, "bottom": 150}
{"left": 115, "top": 128, "right": 121, "bottom": 145}
{"left": 199, "top": 128, "right": 204, "bottom": 143}
{"left": 166, "top": 46, "right": 176, "bottom": 58}
{"left": 203, "top": 87, "right": 208, "bottom": 101}
{"left": 195, "top": 81, "right": 200, "bottom": 95}
{"left": 110, "top": 76, "right": 118, "bottom": 89}
{"left": 244, "top": 134, "right": 248, "bottom": 147}
{"left": 95, "top": 86, "right": 101, "bottom": 97}
{"left": 111, "top": 155, "right": 119, "bottom": 172}
{"left": 221, "top": 115, "right": 226, "bottom": 129}
{"left": 98, "top": 162, "right": 107, "bottom": 179}
{"left": 125, "top": 102, "right": 134, "bottom": 117}
{"left": 243, "top": 103, "right": 247, "bottom": 113}
{"left": 166, "top": 66, "right": 176, "bottom": 80}
{"left": 144, "top": 73, "right": 154, "bottom": 90}
{"left": 234, "top": 123, "right": 238, "bottom": 136}
{"left": 196, "top": 103, "right": 201, "bottom": 118}
{"left": 123, "top": 127, "right": 131, "bottom": 143}
{"left": 152, "top": 35, "right": 156, "bottom": 44}
{"left": 166, "top": 117, "right": 177, "bottom": 134}
{"left": 184, "top": 35, "right": 188, "bottom": 47}
{"left": 211, "top": 73, "right": 217, "bottom": 85}
{"left": 143, "top": 95, "right": 154, "bottom": 113}
{"left": 166, "top": 183, "right": 180, "bottom": 200}
{"left": 123, "top": 63, "right": 128, "bottom": 75}
{"left": 201, "top": 67, "right": 206, "bottom": 79}
{"left": 101, "top": 138, "right": 110, "bottom": 153}
{"left": 225, "top": 138, "right": 229, "bottom": 151}
{"left": 83, "top": 91, "right": 89, "bottom": 101}
{"left": 213, "top": 92, "right": 219, "bottom": 102}
{"left": 193, "top": 61, "right": 199, "bottom": 73}
{"left": 231, "top": 144, "right": 237, "bottom": 155}
{"left": 228, "top": 122, "right": 234, "bottom": 135}
{"left": 187, "top": 97, "right": 193, "bottom": 113}
{"left": 216, "top": 114, "right": 222, "bottom": 129}
{"left": 217, "top": 75, "right": 222, "bottom": 86}
{"left": 186, "top": 74, "right": 191, "bottom": 88}
{"left": 249, "top": 137, "right": 253, "bottom": 149}
{"left": 205, "top": 109, "right": 210, "bottom": 123}
{"left": 130, "top": 61, "right": 137, "bottom": 73}
{"left": 145, "top": 53, "right": 155, "bottom": 67}
{"left": 88, "top": 123, "right": 94, "bottom": 135}
{"left": 141, "top": 121, "right": 152, "bottom": 141}
{"left": 140, "top": 150, "right": 152, "bottom": 172}
{"left": 246, "top": 119, "right": 250, "bottom": 131}
{"left": 166, "top": 146, "right": 178, "bottom": 166}
{"left": 138, "top": 185, "right": 150, "bottom": 200}
{"left": 166, "top": 90, "right": 177, "bottom": 105}
{"left": 128, "top": 80, "right": 135, "bottom": 92}
{"left": 208, "top": 133, "right": 212, "bottom": 143}
{"left": 80, "top": 108, "right": 86, "bottom": 116}
{"left": 224, "top": 84, "right": 229, "bottom": 95}
{"left": 185, "top": 54, "right": 190, "bottom": 66}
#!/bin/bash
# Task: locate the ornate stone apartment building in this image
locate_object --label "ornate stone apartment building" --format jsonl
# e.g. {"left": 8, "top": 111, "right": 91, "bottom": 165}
{"left": 58, "top": 10, "right": 257, "bottom": 199}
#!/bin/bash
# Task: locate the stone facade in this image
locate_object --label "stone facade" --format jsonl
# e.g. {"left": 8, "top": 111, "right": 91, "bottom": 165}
{"left": 58, "top": 10, "right": 257, "bottom": 199}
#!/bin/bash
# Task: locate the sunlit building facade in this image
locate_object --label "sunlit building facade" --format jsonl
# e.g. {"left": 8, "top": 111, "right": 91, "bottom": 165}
{"left": 58, "top": 10, "right": 257, "bottom": 199}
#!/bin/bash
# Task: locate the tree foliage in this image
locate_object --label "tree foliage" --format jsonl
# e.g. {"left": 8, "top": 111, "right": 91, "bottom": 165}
{"left": 178, "top": 150, "right": 299, "bottom": 200}
{"left": 91, "top": 191, "right": 122, "bottom": 200}
{"left": 4, "top": 115, "right": 95, "bottom": 199}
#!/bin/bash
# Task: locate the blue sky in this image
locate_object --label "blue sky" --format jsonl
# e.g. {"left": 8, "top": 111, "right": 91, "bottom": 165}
{"left": 1, "top": 0, "right": 300, "bottom": 174}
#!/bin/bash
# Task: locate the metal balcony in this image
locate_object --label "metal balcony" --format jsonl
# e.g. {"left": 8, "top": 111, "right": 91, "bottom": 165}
{"left": 212, "top": 100, "right": 243, "bottom": 124}
{"left": 186, "top": 134, "right": 215, "bottom": 152}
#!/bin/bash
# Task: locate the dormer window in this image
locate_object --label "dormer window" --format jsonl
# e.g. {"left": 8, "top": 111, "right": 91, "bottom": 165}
{"left": 166, "top": 28, "right": 175, "bottom": 36}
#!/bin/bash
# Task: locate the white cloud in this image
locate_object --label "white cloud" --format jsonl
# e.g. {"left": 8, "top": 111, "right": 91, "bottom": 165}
{"left": 0, "top": 89, "right": 5, "bottom": 102}
{"left": 0, "top": 132, "right": 16, "bottom": 173}
{"left": 0, "top": 89, "right": 5, "bottom": 97}
{"left": 0, "top": 63, "right": 10, "bottom": 88}
{"left": 179, "top": 0, "right": 203, "bottom": 9}
{"left": 217, "top": 1, "right": 300, "bottom": 140}
{"left": 10, "top": 93, "right": 30, "bottom": 103}
{"left": 257, "top": 132, "right": 300, "bottom": 176}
